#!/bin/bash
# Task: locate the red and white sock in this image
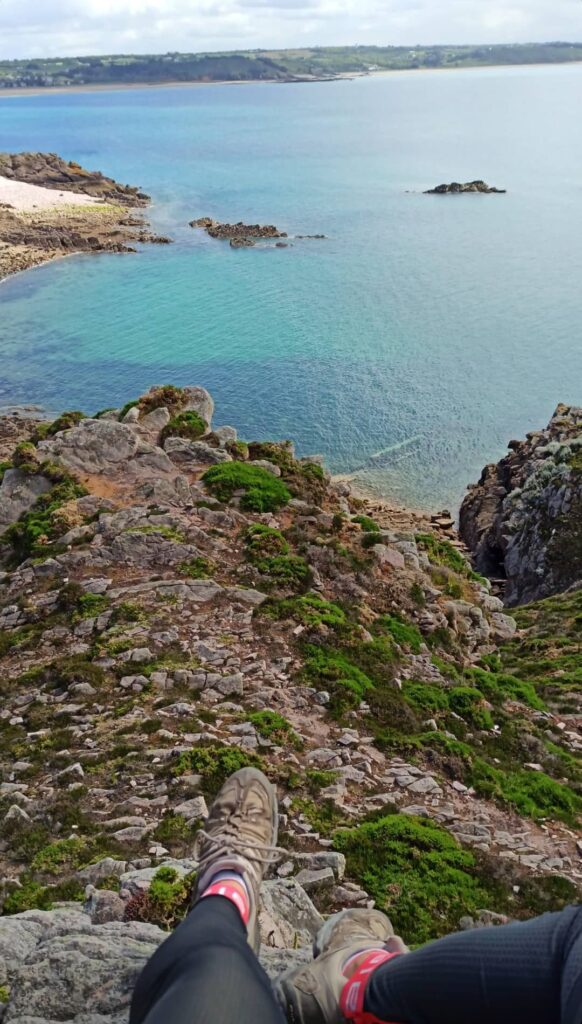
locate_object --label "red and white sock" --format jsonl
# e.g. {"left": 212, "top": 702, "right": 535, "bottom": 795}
{"left": 340, "top": 949, "right": 401, "bottom": 1024}
{"left": 200, "top": 871, "right": 251, "bottom": 925}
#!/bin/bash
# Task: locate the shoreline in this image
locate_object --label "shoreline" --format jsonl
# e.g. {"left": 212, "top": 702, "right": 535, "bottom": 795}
{"left": 0, "top": 153, "right": 163, "bottom": 283}
{"left": 1, "top": 60, "right": 581, "bottom": 99}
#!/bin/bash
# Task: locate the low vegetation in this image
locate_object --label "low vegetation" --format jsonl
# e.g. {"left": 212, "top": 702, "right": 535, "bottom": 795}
{"left": 202, "top": 463, "right": 291, "bottom": 512}
{"left": 173, "top": 745, "right": 264, "bottom": 795}
{"left": 160, "top": 411, "right": 207, "bottom": 443}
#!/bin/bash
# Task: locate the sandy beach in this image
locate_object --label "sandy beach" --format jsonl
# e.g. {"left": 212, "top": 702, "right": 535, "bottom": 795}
{"left": 0, "top": 152, "right": 164, "bottom": 283}
{"left": 0, "top": 175, "right": 103, "bottom": 212}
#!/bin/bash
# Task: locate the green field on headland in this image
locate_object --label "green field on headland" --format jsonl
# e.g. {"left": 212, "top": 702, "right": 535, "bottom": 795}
{"left": 1, "top": 42, "right": 582, "bottom": 90}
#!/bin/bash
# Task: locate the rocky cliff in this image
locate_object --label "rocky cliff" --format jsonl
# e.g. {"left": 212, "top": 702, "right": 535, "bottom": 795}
{"left": 0, "top": 386, "right": 580, "bottom": 1021}
{"left": 460, "top": 404, "right": 582, "bottom": 606}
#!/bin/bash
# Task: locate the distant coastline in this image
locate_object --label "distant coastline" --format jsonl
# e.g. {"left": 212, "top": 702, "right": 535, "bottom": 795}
{"left": 1, "top": 60, "right": 581, "bottom": 99}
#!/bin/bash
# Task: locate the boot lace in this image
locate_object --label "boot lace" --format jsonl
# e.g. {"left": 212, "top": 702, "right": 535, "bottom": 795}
{"left": 195, "top": 808, "right": 285, "bottom": 873}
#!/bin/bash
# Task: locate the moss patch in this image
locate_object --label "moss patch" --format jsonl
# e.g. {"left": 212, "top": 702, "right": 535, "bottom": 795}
{"left": 173, "top": 745, "right": 264, "bottom": 795}
{"left": 202, "top": 463, "right": 291, "bottom": 513}
{"left": 160, "top": 411, "right": 207, "bottom": 443}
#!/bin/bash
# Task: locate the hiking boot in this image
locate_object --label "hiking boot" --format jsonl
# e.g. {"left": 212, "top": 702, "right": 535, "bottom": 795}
{"left": 193, "top": 767, "right": 280, "bottom": 952}
{"left": 275, "top": 908, "right": 408, "bottom": 1024}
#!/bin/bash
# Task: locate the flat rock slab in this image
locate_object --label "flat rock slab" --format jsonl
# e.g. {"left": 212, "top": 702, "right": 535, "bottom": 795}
{"left": 0, "top": 901, "right": 313, "bottom": 1024}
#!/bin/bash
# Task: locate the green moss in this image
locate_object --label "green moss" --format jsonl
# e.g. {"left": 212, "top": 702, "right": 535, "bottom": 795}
{"left": 173, "top": 745, "right": 264, "bottom": 795}
{"left": 124, "top": 866, "right": 196, "bottom": 930}
{"left": 247, "top": 710, "right": 301, "bottom": 747}
{"left": 352, "top": 515, "right": 380, "bottom": 533}
{"left": 31, "top": 837, "right": 88, "bottom": 874}
{"left": 402, "top": 681, "right": 450, "bottom": 714}
{"left": 178, "top": 557, "right": 215, "bottom": 579}
{"left": 334, "top": 815, "right": 494, "bottom": 945}
{"left": 410, "top": 582, "right": 426, "bottom": 606}
{"left": 471, "top": 760, "right": 581, "bottom": 824}
{"left": 46, "top": 411, "right": 85, "bottom": 435}
{"left": 263, "top": 593, "right": 347, "bottom": 629}
{"left": 301, "top": 644, "right": 374, "bottom": 711}
{"left": 305, "top": 769, "right": 340, "bottom": 794}
{"left": 448, "top": 687, "right": 494, "bottom": 730}
{"left": 416, "top": 532, "right": 481, "bottom": 581}
{"left": 244, "top": 524, "right": 311, "bottom": 589}
{"left": 118, "top": 399, "right": 139, "bottom": 420}
{"left": 374, "top": 614, "right": 423, "bottom": 654}
{"left": 4, "top": 472, "right": 88, "bottom": 561}
{"left": 160, "top": 410, "right": 207, "bottom": 443}
{"left": 153, "top": 813, "right": 199, "bottom": 850}
{"left": 2, "top": 879, "right": 52, "bottom": 915}
{"left": 112, "top": 602, "right": 148, "bottom": 624}
{"left": 0, "top": 985, "right": 9, "bottom": 1003}
{"left": 291, "top": 797, "right": 347, "bottom": 836}
{"left": 254, "top": 555, "right": 311, "bottom": 589}
{"left": 301, "top": 461, "right": 325, "bottom": 481}
{"left": 12, "top": 440, "right": 37, "bottom": 468}
{"left": 245, "top": 524, "right": 289, "bottom": 558}
{"left": 202, "top": 463, "right": 291, "bottom": 512}
{"left": 76, "top": 593, "right": 110, "bottom": 619}
{"left": 466, "top": 667, "right": 546, "bottom": 711}
{"left": 0, "top": 626, "right": 38, "bottom": 658}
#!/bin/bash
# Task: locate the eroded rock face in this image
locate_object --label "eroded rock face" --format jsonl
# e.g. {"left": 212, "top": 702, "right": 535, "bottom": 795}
{"left": 460, "top": 404, "right": 582, "bottom": 605}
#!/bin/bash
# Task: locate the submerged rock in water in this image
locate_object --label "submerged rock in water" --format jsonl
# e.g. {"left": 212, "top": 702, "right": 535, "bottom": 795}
{"left": 424, "top": 180, "right": 507, "bottom": 194}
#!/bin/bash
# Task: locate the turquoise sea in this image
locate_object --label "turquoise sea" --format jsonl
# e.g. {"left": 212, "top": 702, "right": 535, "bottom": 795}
{"left": 1, "top": 65, "right": 581, "bottom": 510}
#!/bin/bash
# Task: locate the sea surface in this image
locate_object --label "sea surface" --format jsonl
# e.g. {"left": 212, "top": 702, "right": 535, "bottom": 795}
{"left": 1, "top": 65, "right": 581, "bottom": 511}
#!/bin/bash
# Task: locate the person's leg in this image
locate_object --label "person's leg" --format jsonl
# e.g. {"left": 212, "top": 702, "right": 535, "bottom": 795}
{"left": 130, "top": 895, "right": 284, "bottom": 1024}
{"left": 130, "top": 767, "right": 285, "bottom": 1024}
{"left": 364, "top": 905, "right": 582, "bottom": 1024}
{"left": 276, "top": 904, "right": 582, "bottom": 1024}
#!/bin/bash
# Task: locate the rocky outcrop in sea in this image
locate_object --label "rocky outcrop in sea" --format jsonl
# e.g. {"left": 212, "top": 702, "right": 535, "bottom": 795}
{"left": 425, "top": 181, "right": 507, "bottom": 194}
{"left": 190, "top": 217, "right": 287, "bottom": 248}
{"left": 460, "top": 404, "right": 582, "bottom": 605}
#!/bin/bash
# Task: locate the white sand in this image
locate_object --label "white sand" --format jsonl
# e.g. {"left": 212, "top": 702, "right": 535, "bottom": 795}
{"left": 0, "top": 175, "right": 102, "bottom": 212}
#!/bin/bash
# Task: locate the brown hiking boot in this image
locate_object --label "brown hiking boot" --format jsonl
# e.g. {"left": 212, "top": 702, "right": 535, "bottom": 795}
{"left": 193, "top": 767, "right": 281, "bottom": 952}
{"left": 275, "top": 908, "right": 408, "bottom": 1023}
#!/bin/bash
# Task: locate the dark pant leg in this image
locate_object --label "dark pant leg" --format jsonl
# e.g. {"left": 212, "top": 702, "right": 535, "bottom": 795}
{"left": 365, "top": 905, "right": 582, "bottom": 1024}
{"left": 130, "top": 895, "right": 285, "bottom": 1024}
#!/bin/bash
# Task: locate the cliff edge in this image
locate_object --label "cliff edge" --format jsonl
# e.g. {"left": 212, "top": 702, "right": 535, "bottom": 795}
{"left": 460, "top": 404, "right": 582, "bottom": 606}
{"left": 0, "top": 387, "right": 580, "bottom": 1020}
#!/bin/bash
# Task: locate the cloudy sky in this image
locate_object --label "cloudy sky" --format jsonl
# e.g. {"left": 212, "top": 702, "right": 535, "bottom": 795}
{"left": 0, "top": 0, "right": 580, "bottom": 60}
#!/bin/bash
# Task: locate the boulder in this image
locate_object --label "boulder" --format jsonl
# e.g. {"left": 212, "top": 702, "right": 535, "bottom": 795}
{"left": 38, "top": 420, "right": 175, "bottom": 482}
{"left": 182, "top": 387, "right": 214, "bottom": 428}
{"left": 164, "top": 438, "right": 232, "bottom": 466}
{"left": 259, "top": 879, "right": 324, "bottom": 949}
{"left": 0, "top": 468, "right": 52, "bottom": 531}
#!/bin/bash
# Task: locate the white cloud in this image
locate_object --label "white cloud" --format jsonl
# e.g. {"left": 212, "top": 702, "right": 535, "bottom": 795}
{"left": 0, "top": 0, "right": 579, "bottom": 59}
